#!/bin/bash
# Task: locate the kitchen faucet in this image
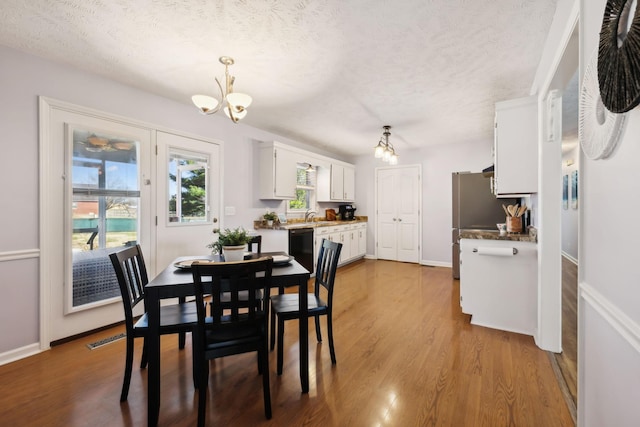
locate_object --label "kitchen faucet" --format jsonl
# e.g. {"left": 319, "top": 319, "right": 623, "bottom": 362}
{"left": 304, "top": 209, "right": 317, "bottom": 222}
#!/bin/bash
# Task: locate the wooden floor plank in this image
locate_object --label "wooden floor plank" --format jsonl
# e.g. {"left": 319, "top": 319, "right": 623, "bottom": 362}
{"left": 0, "top": 259, "right": 573, "bottom": 426}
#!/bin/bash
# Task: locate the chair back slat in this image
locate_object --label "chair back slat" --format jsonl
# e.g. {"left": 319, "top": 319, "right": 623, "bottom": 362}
{"left": 315, "top": 239, "right": 342, "bottom": 301}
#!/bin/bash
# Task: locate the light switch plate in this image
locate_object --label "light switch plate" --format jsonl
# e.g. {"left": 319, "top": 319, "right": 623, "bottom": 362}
{"left": 224, "top": 206, "right": 236, "bottom": 216}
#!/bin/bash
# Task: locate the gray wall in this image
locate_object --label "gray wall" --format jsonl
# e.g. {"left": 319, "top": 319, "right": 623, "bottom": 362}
{"left": 0, "top": 43, "right": 492, "bottom": 359}
{"left": 0, "top": 45, "right": 342, "bottom": 356}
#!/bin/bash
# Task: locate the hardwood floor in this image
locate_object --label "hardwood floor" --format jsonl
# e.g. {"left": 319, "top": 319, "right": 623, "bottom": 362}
{"left": 0, "top": 259, "right": 573, "bottom": 426}
{"left": 555, "top": 256, "right": 578, "bottom": 408}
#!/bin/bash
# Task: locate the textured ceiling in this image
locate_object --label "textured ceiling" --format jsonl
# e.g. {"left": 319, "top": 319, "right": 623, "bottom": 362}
{"left": 0, "top": 0, "right": 559, "bottom": 158}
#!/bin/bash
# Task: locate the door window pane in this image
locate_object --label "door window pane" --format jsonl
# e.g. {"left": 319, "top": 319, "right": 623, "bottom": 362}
{"left": 168, "top": 149, "right": 209, "bottom": 223}
{"left": 71, "top": 129, "right": 140, "bottom": 308}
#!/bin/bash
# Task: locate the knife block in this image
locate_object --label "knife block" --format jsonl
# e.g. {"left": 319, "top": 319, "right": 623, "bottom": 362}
{"left": 506, "top": 216, "right": 522, "bottom": 233}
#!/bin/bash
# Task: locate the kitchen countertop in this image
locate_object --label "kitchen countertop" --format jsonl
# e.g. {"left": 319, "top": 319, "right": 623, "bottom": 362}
{"left": 459, "top": 227, "right": 537, "bottom": 243}
{"left": 254, "top": 216, "right": 368, "bottom": 230}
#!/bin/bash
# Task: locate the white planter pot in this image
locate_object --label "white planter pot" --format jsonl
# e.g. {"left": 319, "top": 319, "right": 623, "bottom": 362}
{"left": 222, "top": 245, "right": 246, "bottom": 262}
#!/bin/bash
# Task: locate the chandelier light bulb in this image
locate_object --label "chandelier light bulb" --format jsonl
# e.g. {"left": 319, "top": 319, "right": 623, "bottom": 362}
{"left": 226, "top": 92, "right": 252, "bottom": 109}
{"left": 374, "top": 140, "right": 385, "bottom": 158}
{"left": 383, "top": 147, "right": 392, "bottom": 162}
{"left": 224, "top": 106, "right": 248, "bottom": 121}
{"left": 389, "top": 153, "right": 398, "bottom": 165}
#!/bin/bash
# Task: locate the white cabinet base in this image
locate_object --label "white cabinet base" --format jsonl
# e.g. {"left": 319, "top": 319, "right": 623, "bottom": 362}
{"left": 460, "top": 239, "right": 537, "bottom": 336}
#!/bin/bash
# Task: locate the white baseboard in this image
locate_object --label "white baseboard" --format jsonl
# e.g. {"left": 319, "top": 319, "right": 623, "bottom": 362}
{"left": 562, "top": 251, "right": 578, "bottom": 265}
{"left": 421, "top": 260, "right": 452, "bottom": 268}
{"left": 0, "top": 343, "right": 42, "bottom": 366}
{"left": 362, "top": 255, "right": 451, "bottom": 268}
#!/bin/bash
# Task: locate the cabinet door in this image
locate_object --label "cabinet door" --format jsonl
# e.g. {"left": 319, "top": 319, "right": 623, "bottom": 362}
{"left": 330, "top": 164, "right": 344, "bottom": 200}
{"left": 349, "top": 229, "right": 359, "bottom": 259}
{"left": 343, "top": 166, "right": 355, "bottom": 201}
{"left": 326, "top": 229, "right": 342, "bottom": 263}
{"left": 494, "top": 96, "right": 538, "bottom": 195}
{"left": 357, "top": 224, "right": 367, "bottom": 256}
{"left": 274, "top": 147, "right": 298, "bottom": 198}
{"left": 341, "top": 229, "right": 352, "bottom": 264}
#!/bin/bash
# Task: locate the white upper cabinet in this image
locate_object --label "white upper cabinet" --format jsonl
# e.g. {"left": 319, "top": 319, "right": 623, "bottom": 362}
{"left": 258, "top": 142, "right": 297, "bottom": 200}
{"left": 258, "top": 140, "right": 355, "bottom": 201}
{"left": 493, "top": 96, "right": 538, "bottom": 196}
{"left": 317, "top": 163, "right": 355, "bottom": 202}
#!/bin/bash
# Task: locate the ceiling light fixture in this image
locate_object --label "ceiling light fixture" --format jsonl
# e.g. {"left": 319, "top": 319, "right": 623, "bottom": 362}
{"left": 373, "top": 125, "right": 398, "bottom": 165}
{"left": 191, "top": 56, "right": 252, "bottom": 123}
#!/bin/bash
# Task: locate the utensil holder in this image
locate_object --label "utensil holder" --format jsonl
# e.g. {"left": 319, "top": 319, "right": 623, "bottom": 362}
{"left": 506, "top": 216, "right": 522, "bottom": 233}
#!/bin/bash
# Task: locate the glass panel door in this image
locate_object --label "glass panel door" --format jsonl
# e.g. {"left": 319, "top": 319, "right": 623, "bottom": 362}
{"left": 155, "top": 132, "right": 221, "bottom": 273}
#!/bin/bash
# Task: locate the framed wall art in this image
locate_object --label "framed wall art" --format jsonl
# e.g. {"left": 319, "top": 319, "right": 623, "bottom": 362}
{"left": 563, "top": 175, "right": 569, "bottom": 210}
{"left": 571, "top": 170, "right": 578, "bottom": 209}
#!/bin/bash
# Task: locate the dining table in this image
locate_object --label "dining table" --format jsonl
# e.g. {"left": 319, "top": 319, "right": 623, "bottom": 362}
{"left": 144, "top": 251, "right": 311, "bottom": 427}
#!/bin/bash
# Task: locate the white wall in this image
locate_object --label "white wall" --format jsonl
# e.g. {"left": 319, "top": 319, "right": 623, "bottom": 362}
{"left": 561, "top": 143, "right": 579, "bottom": 262}
{"left": 579, "top": 0, "right": 640, "bottom": 425}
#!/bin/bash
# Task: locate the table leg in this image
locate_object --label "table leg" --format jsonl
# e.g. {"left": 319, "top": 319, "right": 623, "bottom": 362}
{"left": 147, "top": 292, "right": 161, "bottom": 426}
{"left": 299, "top": 278, "right": 309, "bottom": 393}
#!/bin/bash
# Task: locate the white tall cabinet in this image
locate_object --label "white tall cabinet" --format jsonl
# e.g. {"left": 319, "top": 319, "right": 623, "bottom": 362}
{"left": 493, "top": 96, "right": 538, "bottom": 196}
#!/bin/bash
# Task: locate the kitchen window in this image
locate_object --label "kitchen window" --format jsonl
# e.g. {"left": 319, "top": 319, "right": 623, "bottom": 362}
{"left": 288, "top": 163, "right": 316, "bottom": 212}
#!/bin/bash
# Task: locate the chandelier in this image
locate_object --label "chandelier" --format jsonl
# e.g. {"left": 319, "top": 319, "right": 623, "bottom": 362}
{"left": 191, "top": 56, "right": 252, "bottom": 123}
{"left": 373, "top": 125, "right": 398, "bottom": 165}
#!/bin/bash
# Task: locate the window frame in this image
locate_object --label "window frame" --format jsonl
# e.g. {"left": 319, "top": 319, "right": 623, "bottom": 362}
{"left": 286, "top": 163, "right": 316, "bottom": 213}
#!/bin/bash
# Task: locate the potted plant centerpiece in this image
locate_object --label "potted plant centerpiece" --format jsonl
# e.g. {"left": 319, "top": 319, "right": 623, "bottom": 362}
{"left": 207, "top": 227, "right": 253, "bottom": 261}
{"left": 263, "top": 211, "right": 278, "bottom": 227}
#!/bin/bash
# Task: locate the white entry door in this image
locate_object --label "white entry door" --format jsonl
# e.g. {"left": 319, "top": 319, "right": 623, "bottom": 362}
{"left": 376, "top": 165, "right": 421, "bottom": 262}
{"left": 155, "top": 131, "right": 221, "bottom": 274}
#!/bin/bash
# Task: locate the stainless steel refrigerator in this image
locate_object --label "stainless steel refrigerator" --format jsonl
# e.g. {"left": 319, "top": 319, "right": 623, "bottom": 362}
{"left": 452, "top": 172, "right": 516, "bottom": 279}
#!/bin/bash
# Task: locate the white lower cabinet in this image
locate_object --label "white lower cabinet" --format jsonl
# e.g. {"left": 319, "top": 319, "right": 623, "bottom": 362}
{"left": 459, "top": 238, "right": 537, "bottom": 336}
{"left": 313, "top": 223, "right": 367, "bottom": 269}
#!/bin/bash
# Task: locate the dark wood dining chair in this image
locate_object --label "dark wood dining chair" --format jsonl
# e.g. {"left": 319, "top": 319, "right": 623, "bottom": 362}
{"left": 191, "top": 257, "right": 274, "bottom": 427}
{"left": 109, "top": 245, "right": 198, "bottom": 402}
{"left": 270, "top": 239, "right": 342, "bottom": 375}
